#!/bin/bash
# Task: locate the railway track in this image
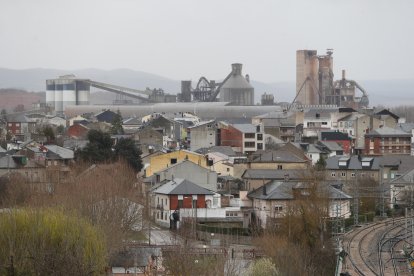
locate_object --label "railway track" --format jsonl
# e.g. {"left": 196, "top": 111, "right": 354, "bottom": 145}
{"left": 343, "top": 217, "right": 411, "bottom": 276}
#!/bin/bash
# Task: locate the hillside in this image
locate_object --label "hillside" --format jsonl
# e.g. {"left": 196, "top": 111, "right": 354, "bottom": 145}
{"left": 0, "top": 68, "right": 181, "bottom": 93}
{"left": 0, "top": 89, "right": 44, "bottom": 112}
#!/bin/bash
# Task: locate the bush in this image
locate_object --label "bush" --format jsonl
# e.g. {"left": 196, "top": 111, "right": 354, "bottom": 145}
{"left": 0, "top": 208, "right": 107, "bottom": 275}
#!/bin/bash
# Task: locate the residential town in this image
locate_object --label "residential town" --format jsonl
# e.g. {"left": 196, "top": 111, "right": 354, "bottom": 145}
{"left": 2, "top": 94, "right": 414, "bottom": 274}
{"left": 1, "top": 1, "right": 414, "bottom": 275}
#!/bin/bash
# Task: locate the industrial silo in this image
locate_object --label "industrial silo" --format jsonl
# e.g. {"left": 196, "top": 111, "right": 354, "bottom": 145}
{"left": 46, "top": 75, "right": 91, "bottom": 115}
{"left": 296, "top": 50, "right": 319, "bottom": 105}
{"left": 219, "top": 63, "right": 254, "bottom": 105}
{"left": 46, "top": 79, "right": 55, "bottom": 109}
{"left": 54, "top": 79, "right": 64, "bottom": 114}
{"left": 62, "top": 78, "right": 77, "bottom": 113}
{"left": 76, "top": 80, "right": 90, "bottom": 105}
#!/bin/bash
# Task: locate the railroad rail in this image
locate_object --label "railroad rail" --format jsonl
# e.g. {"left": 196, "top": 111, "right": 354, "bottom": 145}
{"left": 343, "top": 217, "right": 412, "bottom": 276}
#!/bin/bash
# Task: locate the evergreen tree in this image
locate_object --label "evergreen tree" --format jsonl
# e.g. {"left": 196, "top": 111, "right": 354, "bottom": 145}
{"left": 114, "top": 138, "right": 143, "bottom": 172}
{"left": 80, "top": 130, "right": 142, "bottom": 172}
{"left": 111, "top": 110, "right": 124, "bottom": 135}
{"left": 315, "top": 155, "right": 327, "bottom": 171}
{"left": 43, "top": 126, "right": 55, "bottom": 142}
{"left": 80, "top": 129, "right": 114, "bottom": 162}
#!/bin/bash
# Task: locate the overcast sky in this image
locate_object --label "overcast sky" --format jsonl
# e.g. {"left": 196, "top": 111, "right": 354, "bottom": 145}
{"left": 1, "top": 0, "right": 413, "bottom": 83}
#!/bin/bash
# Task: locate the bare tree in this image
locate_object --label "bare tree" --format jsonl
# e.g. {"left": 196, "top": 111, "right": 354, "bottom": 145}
{"left": 254, "top": 179, "right": 336, "bottom": 276}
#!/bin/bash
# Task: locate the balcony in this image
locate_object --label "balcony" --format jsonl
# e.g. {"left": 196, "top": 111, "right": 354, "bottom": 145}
{"left": 229, "top": 198, "right": 252, "bottom": 208}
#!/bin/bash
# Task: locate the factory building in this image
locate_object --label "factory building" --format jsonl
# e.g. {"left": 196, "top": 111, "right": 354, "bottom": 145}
{"left": 46, "top": 75, "right": 90, "bottom": 115}
{"left": 219, "top": 63, "right": 254, "bottom": 106}
{"left": 296, "top": 49, "right": 368, "bottom": 108}
{"left": 178, "top": 63, "right": 254, "bottom": 105}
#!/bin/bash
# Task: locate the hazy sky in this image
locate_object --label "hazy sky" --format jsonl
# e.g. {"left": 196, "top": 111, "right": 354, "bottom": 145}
{"left": 1, "top": 0, "right": 413, "bottom": 83}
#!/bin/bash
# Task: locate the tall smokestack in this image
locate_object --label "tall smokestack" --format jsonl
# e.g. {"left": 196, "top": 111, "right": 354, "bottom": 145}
{"left": 342, "top": 70, "right": 346, "bottom": 80}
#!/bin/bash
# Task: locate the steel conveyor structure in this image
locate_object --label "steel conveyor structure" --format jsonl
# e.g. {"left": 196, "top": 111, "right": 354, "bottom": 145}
{"left": 85, "top": 80, "right": 153, "bottom": 102}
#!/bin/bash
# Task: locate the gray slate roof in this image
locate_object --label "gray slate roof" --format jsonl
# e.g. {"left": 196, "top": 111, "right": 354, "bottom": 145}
{"left": 397, "top": 123, "right": 414, "bottom": 133}
{"left": 242, "top": 169, "right": 303, "bottom": 180}
{"left": 196, "top": 146, "right": 236, "bottom": 157}
{"left": 247, "top": 180, "right": 351, "bottom": 200}
{"left": 292, "top": 143, "right": 323, "bottom": 154}
{"left": 252, "top": 150, "right": 307, "bottom": 163}
{"left": 44, "top": 145, "right": 74, "bottom": 159}
{"left": 248, "top": 181, "right": 294, "bottom": 200}
{"left": 123, "top": 117, "right": 141, "bottom": 125}
{"left": 366, "top": 126, "right": 412, "bottom": 137}
{"left": 153, "top": 178, "right": 214, "bottom": 195}
{"left": 326, "top": 155, "right": 414, "bottom": 173}
{"left": 232, "top": 124, "right": 257, "bottom": 133}
{"left": 318, "top": 141, "right": 343, "bottom": 152}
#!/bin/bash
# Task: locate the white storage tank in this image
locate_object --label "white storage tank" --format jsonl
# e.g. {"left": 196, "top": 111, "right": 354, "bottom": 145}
{"left": 76, "top": 80, "right": 90, "bottom": 105}
{"left": 45, "top": 79, "right": 55, "bottom": 108}
{"left": 54, "top": 79, "right": 64, "bottom": 114}
{"left": 62, "top": 79, "right": 77, "bottom": 112}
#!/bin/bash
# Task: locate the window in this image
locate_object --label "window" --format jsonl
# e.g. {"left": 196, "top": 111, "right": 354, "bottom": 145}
{"left": 331, "top": 172, "right": 336, "bottom": 177}
{"left": 351, "top": 173, "right": 355, "bottom": 177}
{"left": 177, "top": 195, "right": 183, "bottom": 208}
{"left": 322, "top": 122, "right": 327, "bottom": 125}
{"left": 170, "top": 158, "right": 177, "bottom": 164}
{"left": 245, "top": 133, "right": 255, "bottom": 139}
{"left": 274, "top": 206, "right": 283, "bottom": 212}
{"left": 277, "top": 165, "right": 283, "bottom": 170}
{"left": 226, "top": 211, "right": 238, "bottom": 217}
{"left": 257, "top": 143, "right": 263, "bottom": 150}
{"left": 257, "top": 134, "right": 263, "bottom": 141}
{"left": 341, "top": 172, "right": 346, "bottom": 177}
{"left": 244, "top": 141, "right": 255, "bottom": 148}
{"left": 226, "top": 167, "right": 230, "bottom": 172}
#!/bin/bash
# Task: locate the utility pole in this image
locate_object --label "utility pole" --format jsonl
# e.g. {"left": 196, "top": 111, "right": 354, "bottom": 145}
{"left": 379, "top": 165, "right": 386, "bottom": 218}
{"left": 353, "top": 170, "right": 359, "bottom": 226}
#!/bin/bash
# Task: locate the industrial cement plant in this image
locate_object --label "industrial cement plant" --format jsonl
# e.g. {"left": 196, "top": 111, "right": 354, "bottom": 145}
{"left": 45, "top": 50, "right": 369, "bottom": 118}
{"left": 295, "top": 49, "right": 369, "bottom": 108}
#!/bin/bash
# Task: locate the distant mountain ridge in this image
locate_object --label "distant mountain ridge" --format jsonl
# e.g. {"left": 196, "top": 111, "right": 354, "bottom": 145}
{"left": 0, "top": 68, "right": 413, "bottom": 107}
